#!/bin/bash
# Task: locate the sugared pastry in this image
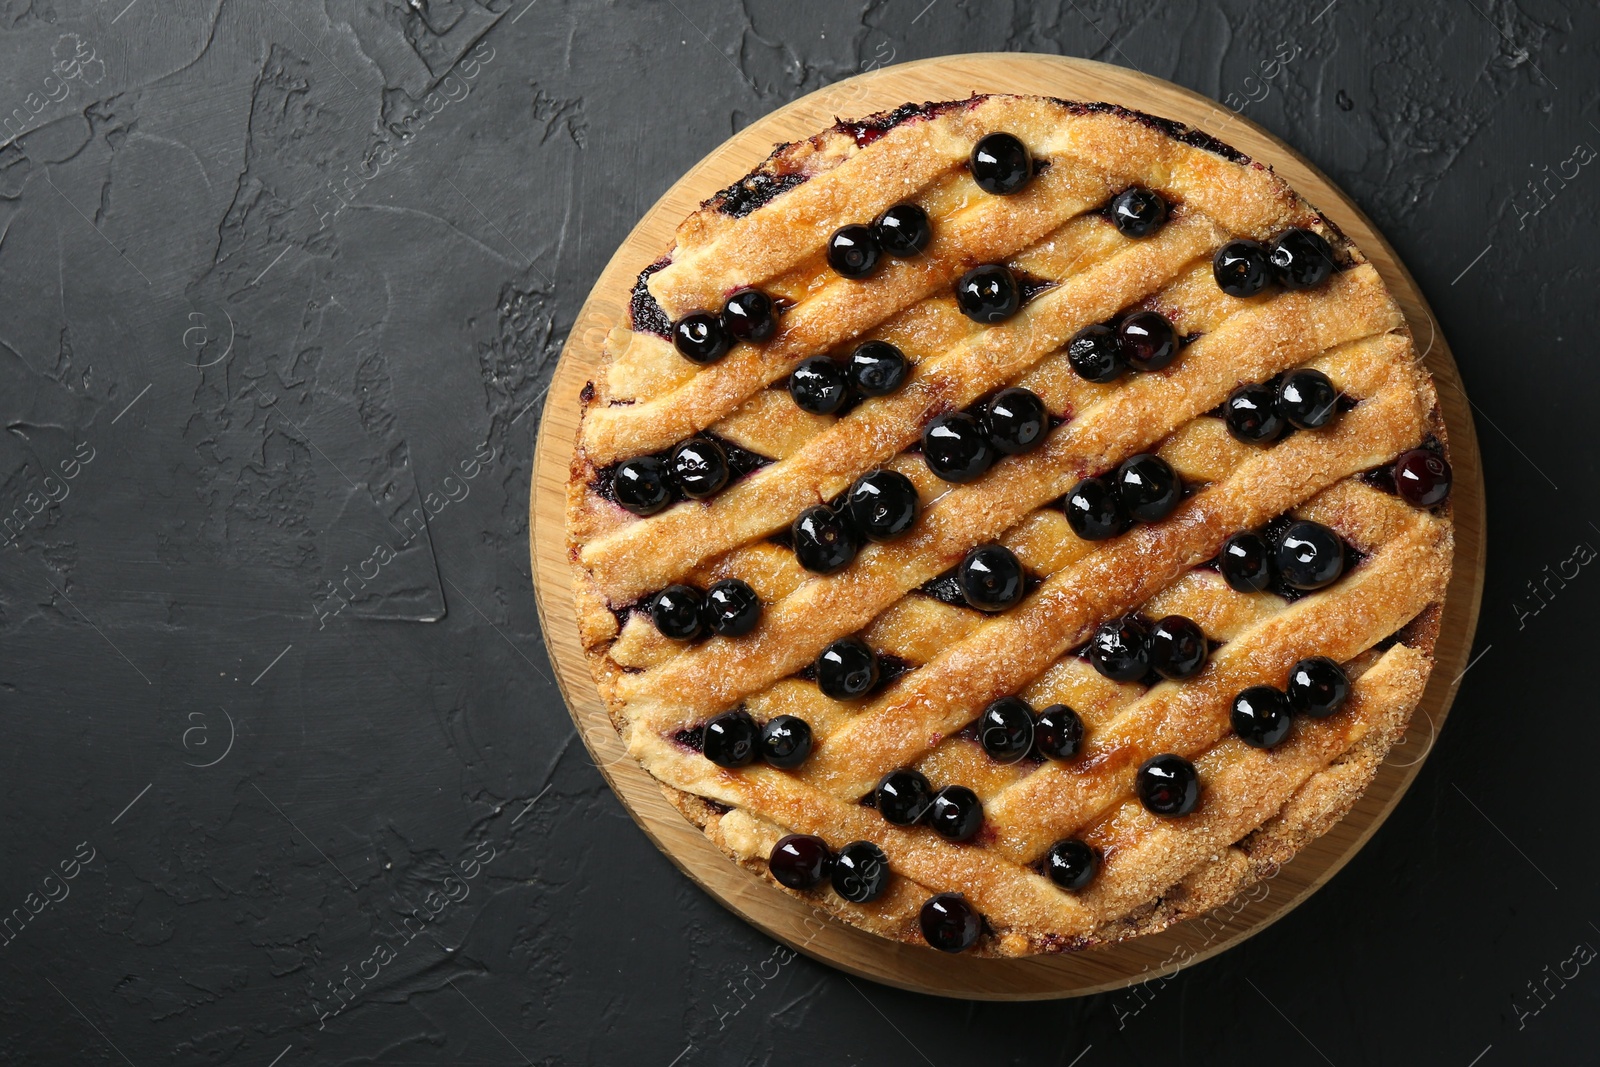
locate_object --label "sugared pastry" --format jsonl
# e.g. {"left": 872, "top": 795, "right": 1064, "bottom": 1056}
{"left": 567, "top": 95, "right": 1454, "bottom": 956}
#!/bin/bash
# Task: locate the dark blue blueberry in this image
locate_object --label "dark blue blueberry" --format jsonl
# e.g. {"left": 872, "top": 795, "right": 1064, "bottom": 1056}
{"left": 848, "top": 340, "right": 909, "bottom": 397}
{"left": 650, "top": 584, "right": 705, "bottom": 640}
{"left": 970, "top": 132, "right": 1032, "bottom": 195}
{"left": 875, "top": 768, "right": 933, "bottom": 826}
{"left": 1274, "top": 520, "right": 1345, "bottom": 590}
{"left": 1213, "top": 240, "right": 1273, "bottom": 298}
{"left": 920, "top": 893, "right": 981, "bottom": 952}
{"left": 612, "top": 455, "right": 671, "bottom": 516}
{"left": 673, "top": 311, "right": 732, "bottom": 363}
{"left": 1219, "top": 531, "right": 1273, "bottom": 593}
{"left": 792, "top": 505, "right": 858, "bottom": 574}
{"left": 1285, "top": 657, "right": 1350, "bottom": 718}
{"left": 702, "top": 709, "right": 758, "bottom": 768}
{"left": 1276, "top": 369, "right": 1339, "bottom": 430}
{"left": 831, "top": 841, "right": 890, "bottom": 903}
{"left": 1033, "top": 704, "right": 1084, "bottom": 760}
{"left": 1068, "top": 323, "right": 1125, "bottom": 383}
{"left": 1114, "top": 453, "right": 1182, "bottom": 522}
{"left": 816, "top": 637, "right": 878, "bottom": 700}
{"left": 827, "top": 224, "right": 880, "bottom": 278}
{"left": 978, "top": 696, "right": 1035, "bottom": 764}
{"left": 1117, "top": 311, "right": 1180, "bottom": 372}
{"left": 789, "top": 356, "right": 851, "bottom": 415}
{"left": 1224, "top": 383, "right": 1287, "bottom": 444}
{"left": 1110, "top": 187, "right": 1168, "bottom": 237}
{"left": 1269, "top": 227, "right": 1334, "bottom": 290}
{"left": 1088, "top": 615, "right": 1151, "bottom": 683}
{"left": 1064, "top": 476, "right": 1130, "bottom": 541}
{"left": 720, "top": 288, "right": 777, "bottom": 342}
{"left": 769, "top": 834, "right": 832, "bottom": 889}
{"left": 760, "top": 714, "right": 813, "bottom": 768}
{"left": 985, "top": 387, "right": 1048, "bottom": 455}
{"left": 845, "top": 469, "right": 919, "bottom": 542}
{"left": 1148, "top": 615, "right": 1208, "bottom": 680}
{"left": 702, "top": 578, "right": 761, "bottom": 637}
{"left": 928, "top": 785, "right": 984, "bottom": 842}
{"left": 668, "top": 437, "right": 728, "bottom": 499}
{"left": 922, "top": 411, "right": 995, "bottom": 482}
{"left": 873, "top": 203, "right": 932, "bottom": 257}
{"left": 959, "top": 544, "right": 1024, "bottom": 612}
{"left": 1232, "top": 686, "right": 1291, "bottom": 748}
{"left": 1044, "top": 839, "right": 1099, "bottom": 890}
{"left": 955, "top": 264, "right": 1021, "bottom": 324}
{"left": 1394, "top": 448, "right": 1452, "bottom": 507}
{"left": 1136, "top": 753, "right": 1200, "bottom": 815}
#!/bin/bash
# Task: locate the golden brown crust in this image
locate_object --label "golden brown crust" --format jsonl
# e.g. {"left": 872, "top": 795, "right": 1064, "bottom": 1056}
{"left": 565, "top": 95, "right": 1453, "bottom": 957}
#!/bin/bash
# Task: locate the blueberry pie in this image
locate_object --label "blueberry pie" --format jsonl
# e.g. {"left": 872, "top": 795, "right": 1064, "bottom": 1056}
{"left": 565, "top": 95, "right": 1454, "bottom": 956}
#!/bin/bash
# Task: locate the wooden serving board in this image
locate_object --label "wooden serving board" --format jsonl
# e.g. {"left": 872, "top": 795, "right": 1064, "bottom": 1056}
{"left": 528, "top": 54, "right": 1486, "bottom": 999}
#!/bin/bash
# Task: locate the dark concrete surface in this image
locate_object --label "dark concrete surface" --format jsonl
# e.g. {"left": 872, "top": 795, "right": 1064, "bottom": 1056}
{"left": 0, "top": 1, "right": 1595, "bottom": 1064}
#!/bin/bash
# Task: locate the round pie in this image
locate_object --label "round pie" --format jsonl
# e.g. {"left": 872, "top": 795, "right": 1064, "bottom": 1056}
{"left": 564, "top": 94, "right": 1454, "bottom": 957}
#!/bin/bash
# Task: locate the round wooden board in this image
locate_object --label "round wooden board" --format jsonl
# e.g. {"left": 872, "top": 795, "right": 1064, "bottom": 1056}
{"left": 529, "top": 54, "right": 1486, "bottom": 999}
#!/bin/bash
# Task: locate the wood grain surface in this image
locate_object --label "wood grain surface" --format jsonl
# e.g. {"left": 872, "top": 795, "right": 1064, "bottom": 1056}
{"left": 529, "top": 53, "right": 1486, "bottom": 999}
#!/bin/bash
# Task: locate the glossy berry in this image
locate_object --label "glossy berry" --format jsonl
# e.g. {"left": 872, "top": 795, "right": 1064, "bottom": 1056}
{"left": 1276, "top": 369, "right": 1339, "bottom": 430}
{"left": 1218, "top": 531, "right": 1273, "bottom": 593}
{"left": 1068, "top": 323, "right": 1125, "bottom": 383}
{"left": 875, "top": 768, "right": 934, "bottom": 826}
{"left": 760, "top": 714, "right": 813, "bottom": 768}
{"left": 970, "top": 132, "right": 1032, "bottom": 195}
{"left": 985, "top": 387, "right": 1048, "bottom": 455}
{"left": 978, "top": 696, "right": 1035, "bottom": 764}
{"left": 827, "top": 223, "right": 880, "bottom": 278}
{"left": 920, "top": 893, "right": 982, "bottom": 953}
{"left": 873, "top": 203, "right": 932, "bottom": 257}
{"left": 1231, "top": 686, "right": 1291, "bottom": 748}
{"left": 958, "top": 544, "right": 1025, "bottom": 612}
{"left": 769, "top": 834, "right": 832, "bottom": 890}
{"left": 848, "top": 340, "right": 908, "bottom": 397}
{"left": 928, "top": 785, "right": 984, "bottom": 842}
{"left": 1270, "top": 227, "right": 1335, "bottom": 290}
{"left": 1088, "top": 615, "right": 1151, "bottom": 683}
{"left": 792, "top": 505, "right": 858, "bottom": 574}
{"left": 612, "top": 455, "right": 672, "bottom": 516}
{"left": 1394, "top": 448, "right": 1453, "bottom": 507}
{"left": 788, "top": 356, "right": 851, "bottom": 415}
{"left": 1064, "top": 476, "right": 1130, "bottom": 541}
{"left": 832, "top": 840, "right": 891, "bottom": 903}
{"left": 650, "top": 584, "right": 705, "bottom": 640}
{"left": 1224, "top": 383, "right": 1287, "bottom": 444}
{"left": 703, "top": 578, "right": 761, "bottom": 637}
{"left": 955, "top": 264, "right": 1022, "bottom": 324}
{"left": 845, "top": 469, "right": 919, "bottom": 542}
{"left": 702, "top": 709, "right": 758, "bottom": 768}
{"left": 1110, "top": 187, "right": 1168, "bottom": 237}
{"left": 1137, "top": 753, "right": 1200, "bottom": 816}
{"left": 668, "top": 437, "right": 729, "bottom": 499}
{"left": 1275, "top": 520, "right": 1345, "bottom": 591}
{"left": 816, "top": 637, "right": 879, "bottom": 700}
{"left": 673, "top": 311, "right": 731, "bottom": 364}
{"left": 1148, "top": 615, "right": 1209, "bottom": 680}
{"left": 1117, "top": 311, "right": 1180, "bottom": 372}
{"left": 1033, "top": 704, "right": 1084, "bottom": 760}
{"left": 1114, "top": 453, "right": 1182, "bottom": 522}
{"left": 922, "top": 412, "right": 995, "bottom": 482}
{"left": 1044, "top": 839, "right": 1099, "bottom": 891}
{"left": 1213, "top": 240, "right": 1273, "bottom": 297}
{"left": 1286, "top": 656, "right": 1350, "bottom": 718}
{"left": 720, "top": 288, "right": 776, "bottom": 342}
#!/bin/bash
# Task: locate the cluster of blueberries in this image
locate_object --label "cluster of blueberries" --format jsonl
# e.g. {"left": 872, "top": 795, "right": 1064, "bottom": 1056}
{"left": 1213, "top": 227, "right": 1336, "bottom": 298}
{"left": 768, "top": 834, "right": 892, "bottom": 904}
{"left": 825, "top": 203, "right": 934, "bottom": 278}
{"left": 921, "top": 386, "right": 1051, "bottom": 483}
{"left": 1230, "top": 657, "right": 1352, "bottom": 749}
{"left": 1063, "top": 452, "right": 1185, "bottom": 542}
{"left": 790, "top": 468, "right": 921, "bottom": 576}
{"left": 788, "top": 340, "right": 910, "bottom": 416}
{"left": 646, "top": 578, "right": 763, "bottom": 641}
{"left": 1223, "top": 367, "right": 1342, "bottom": 444}
{"left": 611, "top": 437, "right": 736, "bottom": 517}
{"left": 1066, "top": 310, "right": 1183, "bottom": 382}
{"left": 672, "top": 287, "right": 781, "bottom": 365}
{"left": 1218, "top": 519, "right": 1349, "bottom": 595}
{"left": 1087, "top": 613, "right": 1210, "bottom": 684}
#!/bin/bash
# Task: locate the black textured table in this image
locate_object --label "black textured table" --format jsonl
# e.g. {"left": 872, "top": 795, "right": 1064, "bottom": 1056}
{"left": 0, "top": 2, "right": 1593, "bottom": 1064}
